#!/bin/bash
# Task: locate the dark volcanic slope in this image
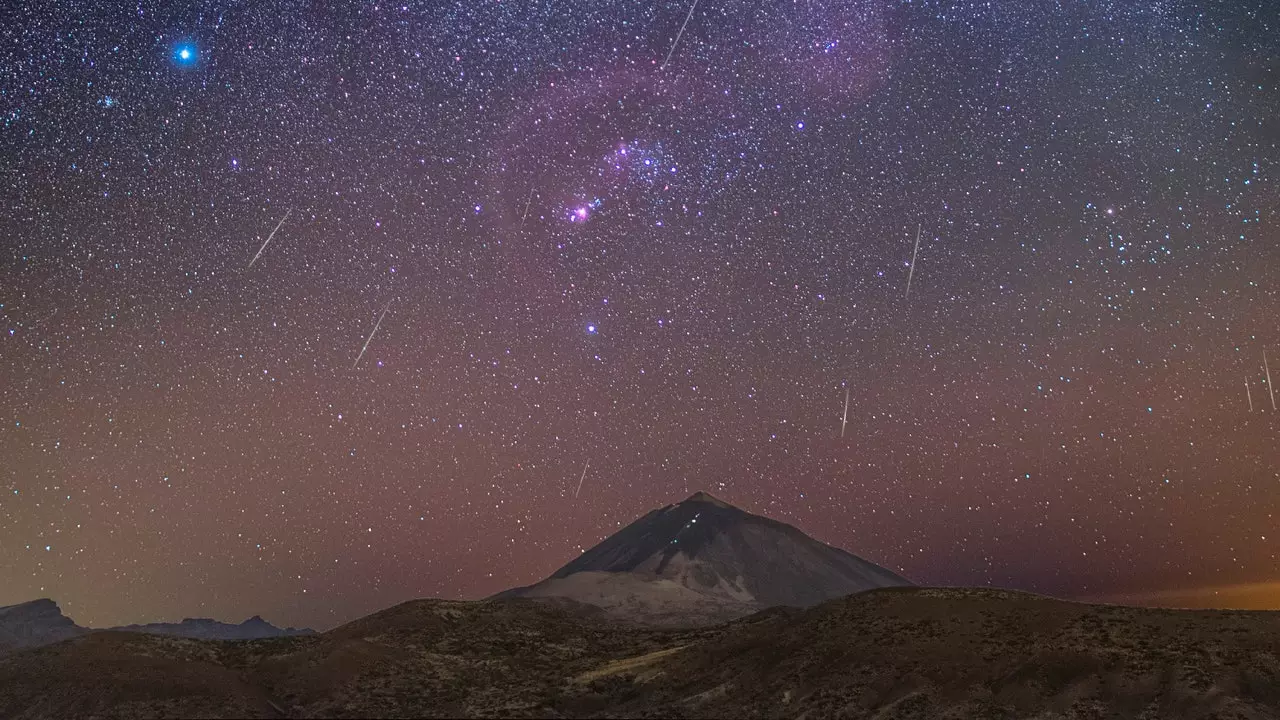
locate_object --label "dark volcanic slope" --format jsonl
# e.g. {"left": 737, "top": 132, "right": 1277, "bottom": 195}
{"left": 3, "top": 588, "right": 1280, "bottom": 719}
{"left": 0, "top": 599, "right": 86, "bottom": 656}
{"left": 554, "top": 492, "right": 911, "bottom": 607}
{"left": 499, "top": 492, "right": 911, "bottom": 624}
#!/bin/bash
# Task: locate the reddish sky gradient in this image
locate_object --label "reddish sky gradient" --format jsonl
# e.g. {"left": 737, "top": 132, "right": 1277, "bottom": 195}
{"left": 2, "top": 1, "right": 1277, "bottom": 629}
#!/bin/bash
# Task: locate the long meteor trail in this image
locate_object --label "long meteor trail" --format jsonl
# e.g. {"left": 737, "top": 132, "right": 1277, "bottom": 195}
{"left": 248, "top": 208, "right": 292, "bottom": 269}
{"left": 520, "top": 187, "right": 534, "bottom": 228}
{"left": 841, "top": 387, "right": 850, "bottom": 438}
{"left": 905, "top": 223, "right": 922, "bottom": 299}
{"left": 661, "top": 0, "right": 699, "bottom": 71}
{"left": 1245, "top": 376, "right": 1254, "bottom": 412}
{"left": 574, "top": 461, "right": 590, "bottom": 499}
{"left": 1266, "top": 349, "right": 1277, "bottom": 411}
{"left": 353, "top": 302, "right": 392, "bottom": 369}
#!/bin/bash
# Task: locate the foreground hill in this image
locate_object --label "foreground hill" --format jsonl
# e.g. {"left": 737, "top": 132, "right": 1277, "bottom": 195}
{"left": 2, "top": 588, "right": 1279, "bottom": 719}
{"left": 496, "top": 491, "right": 912, "bottom": 625}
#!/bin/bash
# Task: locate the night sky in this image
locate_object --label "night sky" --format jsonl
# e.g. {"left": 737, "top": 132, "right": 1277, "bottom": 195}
{"left": 2, "top": 1, "right": 1277, "bottom": 630}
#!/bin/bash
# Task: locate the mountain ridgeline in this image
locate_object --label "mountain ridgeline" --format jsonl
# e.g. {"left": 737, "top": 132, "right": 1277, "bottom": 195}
{"left": 0, "top": 599, "right": 312, "bottom": 657}
{"left": 111, "top": 616, "right": 313, "bottom": 641}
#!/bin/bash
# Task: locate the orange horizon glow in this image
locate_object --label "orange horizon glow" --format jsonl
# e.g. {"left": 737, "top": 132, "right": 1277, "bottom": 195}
{"left": 1079, "top": 582, "right": 1280, "bottom": 611}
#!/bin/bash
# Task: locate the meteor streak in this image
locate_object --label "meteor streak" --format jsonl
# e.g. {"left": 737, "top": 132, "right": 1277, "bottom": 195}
{"left": 841, "top": 387, "right": 849, "bottom": 438}
{"left": 248, "top": 208, "right": 292, "bottom": 269}
{"left": 1266, "top": 349, "right": 1277, "bottom": 411}
{"left": 353, "top": 301, "right": 392, "bottom": 369}
{"left": 905, "top": 223, "right": 922, "bottom": 299}
{"left": 574, "top": 461, "right": 590, "bottom": 499}
{"left": 521, "top": 187, "right": 535, "bottom": 228}
{"left": 661, "top": 0, "right": 699, "bottom": 71}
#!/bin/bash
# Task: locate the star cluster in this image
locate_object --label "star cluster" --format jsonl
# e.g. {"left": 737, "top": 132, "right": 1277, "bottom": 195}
{"left": 1, "top": 0, "right": 1277, "bottom": 628}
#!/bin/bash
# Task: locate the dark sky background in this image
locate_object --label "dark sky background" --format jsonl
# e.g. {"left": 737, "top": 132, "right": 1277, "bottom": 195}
{"left": 1, "top": 0, "right": 1277, "bottom": 630}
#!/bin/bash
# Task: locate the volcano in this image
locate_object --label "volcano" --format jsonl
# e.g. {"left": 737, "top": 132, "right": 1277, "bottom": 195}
{"left": 495, "top": 491, "right": 911, "bottom": 625}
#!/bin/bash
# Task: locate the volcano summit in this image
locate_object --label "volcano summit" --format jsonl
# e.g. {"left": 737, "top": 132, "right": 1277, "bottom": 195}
{"left": 496, "top": 491, "right": 911, "bottom": 625}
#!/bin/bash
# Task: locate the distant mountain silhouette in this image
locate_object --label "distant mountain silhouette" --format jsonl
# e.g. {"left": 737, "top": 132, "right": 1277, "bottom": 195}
{"left": 111, "top": 615, "right": 314, "bottom": 640}
{"left": 0, "top": 599, "right": 86, "bottom": 655}
{"left": 0, "top": 598, "right": 311, "bottom": 654}
{"left": 495, "top": 491, "right": 911, "bottom": 625}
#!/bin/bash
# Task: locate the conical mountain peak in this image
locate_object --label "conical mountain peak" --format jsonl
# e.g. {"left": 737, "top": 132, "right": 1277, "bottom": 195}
{"left": 682, "top": 491, "right": 735, "bottom": 509}
{"left": 497, "top": 492, "right": 911, "bottom": 626}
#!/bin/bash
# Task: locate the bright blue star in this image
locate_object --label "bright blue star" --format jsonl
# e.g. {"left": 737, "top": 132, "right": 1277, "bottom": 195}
{"left": 174, "top": 43, "right": 197, "bottom": 65}
{"left": 586, "top": 324, "right": 597, "bottom": 334}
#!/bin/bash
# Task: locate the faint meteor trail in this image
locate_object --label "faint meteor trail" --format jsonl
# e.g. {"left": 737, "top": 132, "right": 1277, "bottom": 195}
{"left": 520, "top": 187, "right": 534, "bottom": 228}
{"left": 1245, "top": 376, "right": 1253, "bottom": 412}
{"left": 248, "top": 208, "right": 292, "bottom": 269}
{"left": 841, "top": 387, "right": 850, "bottom": 438}
{"left": 905, "top": 223, "right": 922, "bottom": 299}
{"left": 660, "top": 0, "right": 699, "bottom": 71}
{"left": 353, "top": 301, "right": 392, "bottom": 369}
{"left": 1266, "top": 349, "right": 1277, "bottom": 411}
{"left": 574, "top": 461, "right": 590, "bottom": 499}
